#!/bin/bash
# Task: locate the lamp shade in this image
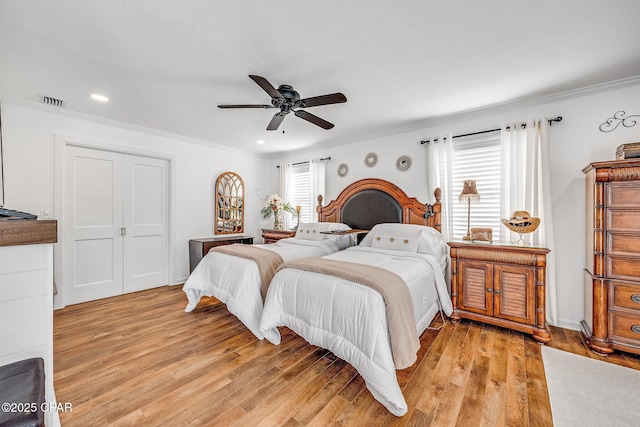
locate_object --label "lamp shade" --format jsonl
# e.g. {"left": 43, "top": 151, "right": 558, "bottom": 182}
{"left": 459, "top": 180, "right": 480, "bottom": 202}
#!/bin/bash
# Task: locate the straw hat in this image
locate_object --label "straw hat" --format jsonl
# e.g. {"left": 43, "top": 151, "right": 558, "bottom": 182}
{"left": 501, "top": 211, "right": 540, "bottom": 234}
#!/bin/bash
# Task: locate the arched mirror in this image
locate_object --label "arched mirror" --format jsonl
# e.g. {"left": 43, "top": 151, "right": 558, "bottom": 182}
{"left": 215, "top": 171, "right": 244, "bottom": 234}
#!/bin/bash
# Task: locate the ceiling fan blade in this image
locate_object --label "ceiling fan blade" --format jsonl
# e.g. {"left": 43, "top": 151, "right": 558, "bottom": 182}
{"left": 249, "top": 75, "right": 285, "bottom": 103}
{"left": 294, "top": 110, "right": 334, "bottom": 129}
{"left": 217, "top": 104, "right": 275, "bottom": 109}
{"left": 299, "top": 92, "right": 347, "bottom": 108}
{"left": 267, "top": 111, "right": 288, "bottom": 131}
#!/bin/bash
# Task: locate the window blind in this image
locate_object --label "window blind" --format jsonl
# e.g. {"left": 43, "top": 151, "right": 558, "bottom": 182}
{"left": 289, "top": 162, "right": 311, "bottom": 224}
{"left": 451, "top": 133, "right": 502, "bottom": 241}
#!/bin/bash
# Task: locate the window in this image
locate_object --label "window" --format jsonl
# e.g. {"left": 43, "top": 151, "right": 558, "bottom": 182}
{"left": 450, "top": 133, "right": 502, "bottom": 241}
{"left": 289, "top": 162, "right": 311, "bottom": 224}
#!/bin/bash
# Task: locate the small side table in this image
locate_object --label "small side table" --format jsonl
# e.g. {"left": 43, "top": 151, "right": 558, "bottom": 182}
{"left": 189, "top": 235, "right": 253, "bottom": 272}
{"left": 261, "top": 229, "right": 296, "bottom": 244}
{"left": 448, "top": 241, "right": 551, "bottom": 343}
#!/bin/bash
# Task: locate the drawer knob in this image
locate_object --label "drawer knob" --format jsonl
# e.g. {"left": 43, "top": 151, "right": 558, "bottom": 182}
{"left": 633, "top": 325, "right": 640, "bottom": 335}
{"left": 632, "top": 294, "right": 640, "bottom": 303}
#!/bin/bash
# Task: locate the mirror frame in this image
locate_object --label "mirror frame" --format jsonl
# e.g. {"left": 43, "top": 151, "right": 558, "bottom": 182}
{"left": 214, "top": 171, "right": 244, "bottom": 234}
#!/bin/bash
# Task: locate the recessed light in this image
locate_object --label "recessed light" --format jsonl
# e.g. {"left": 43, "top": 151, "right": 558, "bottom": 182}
{"left": 256, "top": 140, "right": 265, "bottom": 144}
{"left": 90, "top": 94, "right": 109, "bottom": 102}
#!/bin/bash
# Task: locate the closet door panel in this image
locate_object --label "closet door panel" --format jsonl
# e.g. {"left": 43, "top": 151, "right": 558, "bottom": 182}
{"left": 65, "top": 146, "right": 124, "bottom": 304}
{"left": 122, "top": 155, "right": 169, "bottom": 293}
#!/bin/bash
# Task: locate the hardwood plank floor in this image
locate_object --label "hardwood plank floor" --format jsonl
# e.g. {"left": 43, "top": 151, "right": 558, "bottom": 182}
{"left": 53, "top": 285, "right": 640, "bottom": 426}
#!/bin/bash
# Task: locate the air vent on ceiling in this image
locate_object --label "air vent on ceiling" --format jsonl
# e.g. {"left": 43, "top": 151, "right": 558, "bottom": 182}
{"left": 43, "top": 96, "right": 64, "bottom": 107}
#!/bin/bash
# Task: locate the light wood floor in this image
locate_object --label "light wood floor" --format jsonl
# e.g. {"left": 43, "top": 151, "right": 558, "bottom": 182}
{"left": 54, "top": 285, "right": 640, "bottom": 426}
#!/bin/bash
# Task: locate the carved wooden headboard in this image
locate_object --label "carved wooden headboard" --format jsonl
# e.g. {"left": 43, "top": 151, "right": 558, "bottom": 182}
{"left": 316, "top": 178, "right": 442, "bottom": 232}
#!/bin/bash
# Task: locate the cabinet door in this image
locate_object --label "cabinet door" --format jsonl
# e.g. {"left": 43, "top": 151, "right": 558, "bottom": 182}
{"left": 458, "top": 260, "right": 493, "bottom": 316}
{"left": 493, "top": 264, "right": 535, "bottom": 325}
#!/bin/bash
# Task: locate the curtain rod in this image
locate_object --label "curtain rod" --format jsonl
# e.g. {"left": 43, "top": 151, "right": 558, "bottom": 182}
{"left": 420, "top": 116, "right": 562, "bottom": 144}
{"left": 276, "top": 156, "right": 331, "bottom": 168}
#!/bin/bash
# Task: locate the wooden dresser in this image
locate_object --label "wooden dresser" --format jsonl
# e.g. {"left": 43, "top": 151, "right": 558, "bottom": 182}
{"left": 582, "top": 159, "right": 640, "bottom": 355}
{"left": 448, "top": 241, "right": 551, "bottom": 343}
{"left": 189, "top": 235, "right": 253, "bottom": 273}
{"left": 261, "top": 228, "right": 296, "bottom": 244}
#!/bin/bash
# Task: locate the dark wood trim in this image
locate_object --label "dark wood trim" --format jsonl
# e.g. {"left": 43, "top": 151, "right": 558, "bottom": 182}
{"left": 316, "top": 178, "right": 441, "bottom": 232}
{"left": 0, "top": 219, "right": 57, "bottom": 246}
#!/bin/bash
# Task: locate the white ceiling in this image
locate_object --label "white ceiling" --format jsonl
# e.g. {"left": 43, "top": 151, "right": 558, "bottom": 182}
{"left": 1, "top": 0, "right": 640, "bottom": 156}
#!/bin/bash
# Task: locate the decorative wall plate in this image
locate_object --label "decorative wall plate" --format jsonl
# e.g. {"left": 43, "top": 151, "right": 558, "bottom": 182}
{"left": 364, "top": 152, "right": 378, "bottom": 167}
{"left": 337, "top": 163, "right": 349, "bottom": 177}
{"left": 396, "top": 155, "right": 412, "bottom": 172}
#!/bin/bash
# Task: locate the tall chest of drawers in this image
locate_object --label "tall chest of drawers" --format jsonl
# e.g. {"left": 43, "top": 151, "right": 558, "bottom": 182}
{"left": 582, "top": 159, "right": 640, "bottom": 355}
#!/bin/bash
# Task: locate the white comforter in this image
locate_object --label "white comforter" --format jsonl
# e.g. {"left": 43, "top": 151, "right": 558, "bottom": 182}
{"left": 182, "top": 237, "right": 349, "bottom": 341}
{"left": 259, "top": 246, "right": 453, "bottom": 416}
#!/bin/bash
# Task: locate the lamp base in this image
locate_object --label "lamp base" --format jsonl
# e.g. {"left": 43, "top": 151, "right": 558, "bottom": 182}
{"left": 463, "top": 234, "right": 472, "bottom": 241}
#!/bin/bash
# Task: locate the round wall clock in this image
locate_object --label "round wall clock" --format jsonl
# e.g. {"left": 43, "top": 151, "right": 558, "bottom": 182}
{"left": 364, "top": 152, "right": 378, "bottom": 167}
{"left": 396, "top": 155, "right": 412, "bottom": 172}
{"left": 337, "top": 163, "right": 349, "bottom": 177}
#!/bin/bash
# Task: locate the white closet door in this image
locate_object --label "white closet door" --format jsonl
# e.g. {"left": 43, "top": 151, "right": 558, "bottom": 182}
{"left": 122, "top": 155, "right": 169, "bottom": 293}
{"left": 64, "top": 146, "right": 170, "bottom": 304}
{"left": 65, "top": 146, "right": 124, "bottom": 304}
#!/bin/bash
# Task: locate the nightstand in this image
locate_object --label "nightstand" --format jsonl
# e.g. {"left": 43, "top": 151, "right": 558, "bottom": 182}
{"left": 261, "top": 228, "right": 296, "bottom": 244}
{"left": 448, "top": 241, "right": 551, "bottom": 343}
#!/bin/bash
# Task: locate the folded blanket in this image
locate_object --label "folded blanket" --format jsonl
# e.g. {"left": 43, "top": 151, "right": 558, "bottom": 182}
{"left": 277, "top": 257, "right": 420, "bottom": 369}
{"left": 211, "top": 244, "right": 284, "bottom": 300}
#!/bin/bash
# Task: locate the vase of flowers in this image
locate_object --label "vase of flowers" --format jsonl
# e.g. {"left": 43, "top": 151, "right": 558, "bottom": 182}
{"left": 261, "top": 194, "right": 294, "bottom": 230}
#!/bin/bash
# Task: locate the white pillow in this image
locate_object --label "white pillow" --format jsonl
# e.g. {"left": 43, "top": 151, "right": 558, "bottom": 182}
{"left": 360, "top": 223, "right": 447, "bottom": 256}
{"left": 295, "top": 222, "right": 351, "bottom": 241}
{"left": 295, "top": 223, "right": 326, "bottom": 241}
{"left": 369, "top": 230, "right": 421, "bottom": 252}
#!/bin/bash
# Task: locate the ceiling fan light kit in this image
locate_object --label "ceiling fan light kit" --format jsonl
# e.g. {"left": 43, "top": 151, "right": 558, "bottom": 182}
{"left": 218, "top": 75, "right": 347, "bottom": 131}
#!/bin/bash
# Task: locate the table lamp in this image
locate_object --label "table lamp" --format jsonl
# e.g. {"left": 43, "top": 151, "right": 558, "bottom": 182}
{"left": 295, "top": 205, "right": 301, "bottom": 230}
{"left": 459, "top": 180, "right": 480, "bottom": 241}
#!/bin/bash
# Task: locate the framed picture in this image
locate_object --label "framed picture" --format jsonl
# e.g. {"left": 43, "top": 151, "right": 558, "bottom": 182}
{"left": 471, "top": 227, "right": 493, "bottom": 243}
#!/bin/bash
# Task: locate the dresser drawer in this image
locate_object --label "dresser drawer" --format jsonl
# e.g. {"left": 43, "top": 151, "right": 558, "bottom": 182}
{"left": 607, "top": 232, "right": 640, "bottom": 256}
{"left": 607, "top": 210, "right": 640, "bottom": 232}
{"left": 606, "top": 182, "right": 640, "bottom": 208}
{"left": 611, "top": 281, "right": 640, "bottom": 311}
{"left": 607, "top": 256, "right": 640, "bottom": 281}
{"left": 610, "top": 311, "right": 640, "bottom": 344}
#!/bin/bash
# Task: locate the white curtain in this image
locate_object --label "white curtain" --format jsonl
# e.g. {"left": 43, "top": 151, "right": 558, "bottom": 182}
{"left": 426, "top": 133, "right": 454, "bottom": 241}
{"left": 309, "top": 159, "right": 326, "bottom": 222}
{"left": 278, "top": 162, "right": 292, "bottom": 229}
{"left": 500, "top": 119, "right": 558, "bottom": 325}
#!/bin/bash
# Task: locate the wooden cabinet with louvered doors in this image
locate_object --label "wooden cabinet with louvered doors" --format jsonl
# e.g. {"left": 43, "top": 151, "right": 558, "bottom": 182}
{"left": 449, "top": 242, "right": 551, "bottom": 343}
{"left": 582, "top": 159, "right": 640, "bottom": 356}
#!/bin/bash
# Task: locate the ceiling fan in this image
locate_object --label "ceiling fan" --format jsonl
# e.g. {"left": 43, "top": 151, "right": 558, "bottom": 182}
{"left": 217, "top": 75, "right": 347, "bottom": 131}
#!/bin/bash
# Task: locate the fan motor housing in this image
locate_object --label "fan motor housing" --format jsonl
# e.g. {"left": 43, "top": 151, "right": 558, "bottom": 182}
{"left": 277, "top": 85, "right": 300, "bottom": 102}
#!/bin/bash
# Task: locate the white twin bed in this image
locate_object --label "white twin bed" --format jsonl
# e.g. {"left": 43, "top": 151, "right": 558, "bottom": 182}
{"left": 182, "top": 222, "right": 352, "bottom": 340}
{"left": 260, "top": 223, "right": 452, "bottom": 416}
{"left": 183, "top": 179, "right": 450, "bottom": 417}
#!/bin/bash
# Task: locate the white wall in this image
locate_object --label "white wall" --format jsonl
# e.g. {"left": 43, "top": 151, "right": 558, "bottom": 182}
{"left": 1, "top": 101, "right": 272, "bottom": 306}
{"left": 270, "top": 81, "right": 640, "bottom": 330}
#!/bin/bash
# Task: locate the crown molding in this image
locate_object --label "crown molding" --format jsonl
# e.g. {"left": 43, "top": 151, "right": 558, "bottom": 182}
{"left": 273, "top": 75, "right": 640, "bottom": 158}
{"left": 0, "top": 95, "right": 269, "bottom": 160}
{"left": 373, "top": 75, "right": 640, "bottom": 136}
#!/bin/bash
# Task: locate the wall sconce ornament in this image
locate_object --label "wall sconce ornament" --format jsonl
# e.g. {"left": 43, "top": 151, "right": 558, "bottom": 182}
{"left": 396, "top": 155, "right": 412, "bottom": 172}
{"left": 364, "top": 152, "right": 378, "bottom": 167}
{"left": 599, "top": 110, "right": 639, "bottom": 132}
{"left": 337, "top": 163, "right": 349, "bottom": 177}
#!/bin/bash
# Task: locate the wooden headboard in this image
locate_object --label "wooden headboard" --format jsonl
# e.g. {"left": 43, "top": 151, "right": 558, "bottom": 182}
{"left": 316, "top": 178, "right": 442, "bottom": 232}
